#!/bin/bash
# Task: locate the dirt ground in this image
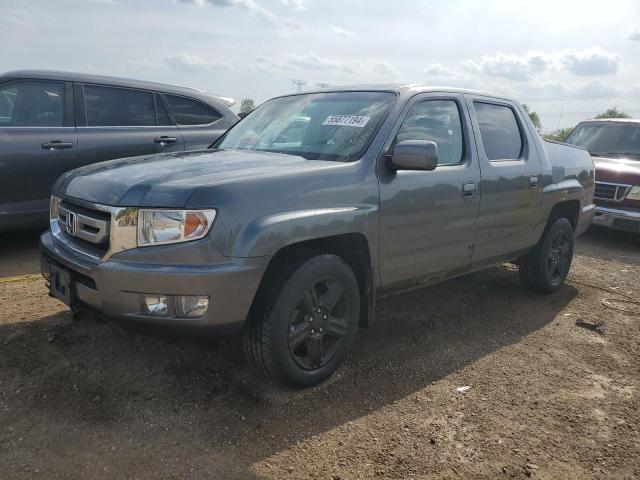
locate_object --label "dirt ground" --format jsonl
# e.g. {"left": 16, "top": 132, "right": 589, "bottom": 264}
{"left": 0, "top": 227, "right": 638, "bottom": 480}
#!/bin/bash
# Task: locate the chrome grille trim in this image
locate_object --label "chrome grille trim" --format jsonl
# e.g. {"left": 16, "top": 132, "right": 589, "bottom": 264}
{"left": 594, "top": 181, "right": 632, "bottom": 202}
{"left": 59, "top": 204, "right": 110, "bottom": 244}
{"left": 50, "top": 197, "right": 138, "bottom": 262}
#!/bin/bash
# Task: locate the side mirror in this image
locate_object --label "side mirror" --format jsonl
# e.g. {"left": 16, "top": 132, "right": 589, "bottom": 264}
{"left": 388, "top": 140, "right": 438, "bottom": 172}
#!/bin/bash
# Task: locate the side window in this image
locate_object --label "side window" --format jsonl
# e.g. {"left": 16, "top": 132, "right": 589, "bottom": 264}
{"left": 154, "top": 94, "right": 172, "bottom": 126}
{"left": 165, "top": 95, "right": 222, "bottom": 126}
{"left": 84, "top": 85, "right": 156, "bottom": 127}
{"left": 0, "top": 81, "right": 65, "bottom": 127}
{"left": 474, "top": 102, "right": 523, "bottom": 161}
{"left": 396, "top": 99, "right": 464, "bottom": 166}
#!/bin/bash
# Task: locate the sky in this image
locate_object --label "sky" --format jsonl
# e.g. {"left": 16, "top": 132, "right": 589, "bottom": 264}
{"left": 1, "top": 0, "right": 639, "bottom": 131}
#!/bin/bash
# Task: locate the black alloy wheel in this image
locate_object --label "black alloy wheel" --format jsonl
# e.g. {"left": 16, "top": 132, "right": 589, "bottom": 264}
{"left": 288, "top": 276, "right": 349, "bottom": 370}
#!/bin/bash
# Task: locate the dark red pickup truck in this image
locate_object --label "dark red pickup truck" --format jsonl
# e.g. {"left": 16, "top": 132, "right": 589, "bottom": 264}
{"left": 565, "top": 119, "right": 640, "bottom": 233}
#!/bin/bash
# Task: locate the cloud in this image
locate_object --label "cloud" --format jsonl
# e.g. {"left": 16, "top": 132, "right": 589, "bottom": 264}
{"left": 125, "top": 54, "right": 231, "bottom": 73}
{"left": 459, "top": 47, "right": 621, "bottom": 81}
{"left": 0, "top": 9, "right": 31, "bottom": 27}
{"left": 423, "top": 64, "right": 455, "bottom": 77}
{"left": 463, "top": 52, "right": 550, "bottom": 81}
{"left": 252, "top": 55, "right": 287, "bottom": 73}
{"left": 561, "top": 47, "right": 620, "bottom": 76}
{"left": 573, "top": 80, "right": 623, "bottom": 98}
{"left": 422, "top": 63, "right": 482, "bottom": 89}
{"left": 330, "top": 25, "right": 355, "bottom": 37}
{"left": 284, "top": 53, "right": 359, "bottom": 73}
{"left": 369, "top": 59, "right": 398, "bottom": 76}
{"left": 628, "top": 27, "right": 640, "bottom": 41}
{"left": 178, "top": 0, "right": 302, "bottom": 31}
{"left": 250, "top": 53, "right": 399, "bottom": 77}
{"left": 285, "top": 53, "right": 399, "bottom": 76}
{"left": 163, "top": 53, "right": 231, "bottom": 72}
{"left": 281, "top": 0, "right": 309, "bottom": 11}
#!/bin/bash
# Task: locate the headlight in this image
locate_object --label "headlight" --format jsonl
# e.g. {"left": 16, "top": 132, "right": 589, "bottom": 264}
{"left": 627, "top": 186, "right": 640, "bottom": 201}
{"left": 50, "top": 196, "right": 61, "bottom": 220}
{"left": 137, "top": 209, "right": 216, "bottom": 246}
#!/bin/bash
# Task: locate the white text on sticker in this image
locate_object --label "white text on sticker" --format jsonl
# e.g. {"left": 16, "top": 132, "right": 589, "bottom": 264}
{"left": 322, "top": 115, "right": 370, "bottom": 128}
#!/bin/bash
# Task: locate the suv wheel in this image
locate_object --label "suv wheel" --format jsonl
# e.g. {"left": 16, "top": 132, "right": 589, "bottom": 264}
{"left": 519, "top": 217, "right": 574, "bottom": 294}
{"left": 243, "top": 254, "right": 360, "bottom": 388}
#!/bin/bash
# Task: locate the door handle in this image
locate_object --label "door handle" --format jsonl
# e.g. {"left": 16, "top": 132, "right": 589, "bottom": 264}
{"left": 154, "top": 136, "right": 177, "bottom": 144}
{"left": 529, "top": 175, "right": 539, "bottom": 188}
{"left": 462, "top": 181, "right": 476, "bottom": 201}
{"left": 41, "top": 140, "right": 74, "bottom": 150}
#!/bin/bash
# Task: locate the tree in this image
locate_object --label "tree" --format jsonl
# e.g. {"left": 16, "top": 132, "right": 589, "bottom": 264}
{"left": 522, "top": 104, "right": 542, "bottom": 131}
{"left": 240, "top": 98, "right": 255, "bottom": 114}
{"left": 543, "top": 127, "right": 574, "bottom": 142}
{"left": 594, "top": 107, "right": 630, "bottom": 119}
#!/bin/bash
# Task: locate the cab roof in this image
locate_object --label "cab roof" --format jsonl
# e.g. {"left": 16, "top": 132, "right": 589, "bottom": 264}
{"left": 274, "top": 83, "right": 517, "bottom": 103}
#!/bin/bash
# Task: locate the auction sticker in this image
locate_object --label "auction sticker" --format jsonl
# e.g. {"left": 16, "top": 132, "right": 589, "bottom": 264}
{"left": 322, "top": 115, "right": 370, "bottom": 127}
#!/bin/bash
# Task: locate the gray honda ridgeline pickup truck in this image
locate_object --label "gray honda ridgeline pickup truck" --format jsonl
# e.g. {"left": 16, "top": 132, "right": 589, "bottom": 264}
{"left": 41, "top": 85, "right": 595, "bottom": 387}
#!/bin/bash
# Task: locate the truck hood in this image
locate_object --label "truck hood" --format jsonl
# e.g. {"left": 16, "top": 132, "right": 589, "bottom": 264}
{"left": 593, "top": 155, "right": 640, "bottom": 185}
{"left": 55, "top": 149, "right": 341, "bottom": 207}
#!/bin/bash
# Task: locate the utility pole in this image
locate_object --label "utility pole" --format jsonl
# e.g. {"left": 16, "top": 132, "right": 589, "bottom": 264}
{"left": 556, "top": 105, "right": 564, "bottom": 130}
{"left": 291, "top": 79, "right": 307, "bottom": 92}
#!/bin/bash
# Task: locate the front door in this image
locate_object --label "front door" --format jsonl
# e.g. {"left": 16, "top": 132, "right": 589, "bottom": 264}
{"left": 0, "top": 79, "right": 77, "bottom": 228}
{"left": 378, "top": 94, "right": 481, "bottom": 287}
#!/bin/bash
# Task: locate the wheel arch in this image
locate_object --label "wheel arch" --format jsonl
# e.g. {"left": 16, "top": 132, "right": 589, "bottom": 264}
{"left": 249, "top": 233, "right": 376, "bottom": 329}
{"left": 545, "top": 200, "right": 581, "bottom": 233}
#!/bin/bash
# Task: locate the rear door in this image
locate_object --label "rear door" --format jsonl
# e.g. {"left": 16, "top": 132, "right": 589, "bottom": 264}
{"left": 465, "top": 96, "right": 543, "bottom": 265}
{"left": 76, "top": 84, "right": 184, "bottom": 165}
{"left": 164, "top": 94, "right": 226, "bottom": 150}
{"left": 378, "top": 93, "right": 481, "bottom": 286}
{"left": 0, "top": 79, "right": 77, "bottom": 227}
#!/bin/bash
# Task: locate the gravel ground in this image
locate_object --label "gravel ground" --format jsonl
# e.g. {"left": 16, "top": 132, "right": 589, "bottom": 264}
{"left": 0, "top": 227, "right": 638, "bottom": 479}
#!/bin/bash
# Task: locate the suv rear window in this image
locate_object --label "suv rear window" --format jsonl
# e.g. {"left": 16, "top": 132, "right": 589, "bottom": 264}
{"left": 0, "top": 81, "right": 65, "bottom": 127}
{"left": 165, "top": 95, "right": 222, "bottom": 125}
{"left": 84, "top": 85, "right": 156, "bottom": 127}
{"left": 474, "top": 102, "right": 523, "bottom": 161}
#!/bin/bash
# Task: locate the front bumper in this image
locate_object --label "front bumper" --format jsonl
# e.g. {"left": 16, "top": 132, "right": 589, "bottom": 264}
{"left": 40, "top": 231, "right": 268, "bottom": 334}
{"left": 592, "top": 205, "right": 640, "bottom": 233}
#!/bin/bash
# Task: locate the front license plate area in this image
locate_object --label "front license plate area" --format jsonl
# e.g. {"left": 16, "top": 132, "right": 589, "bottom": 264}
{"left": 50, "top": 264, "right": 73, "bottom": 306}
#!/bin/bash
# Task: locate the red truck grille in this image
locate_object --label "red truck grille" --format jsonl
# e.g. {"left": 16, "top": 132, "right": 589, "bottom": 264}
{"left": 594, "top": 182, "right": 632, "bottom": 202}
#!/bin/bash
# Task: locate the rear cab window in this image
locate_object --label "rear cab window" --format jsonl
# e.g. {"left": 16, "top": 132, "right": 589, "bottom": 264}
{"left": 474, "top": 101, "right": 523, "bottom": 161}
{"left": 0, "top": 80, "right": 65, "bottom": 127}
{"left": 165, "top": 95, "right": 222, "bottom": 126}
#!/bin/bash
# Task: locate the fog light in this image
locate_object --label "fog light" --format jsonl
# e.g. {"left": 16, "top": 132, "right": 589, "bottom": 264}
{"left": 143, "top": 295, "right": 169, "bottom": 315}
{"left": 176, "top": 295, "right": 209, "bottom": 317}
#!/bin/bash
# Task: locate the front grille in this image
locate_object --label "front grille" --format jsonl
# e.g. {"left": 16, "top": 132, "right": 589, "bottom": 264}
{"left": 58, "top": 200, "right": 111, "bottom": 257}
{"left": 594, "top": 182, "right": 632, "bottom": 202}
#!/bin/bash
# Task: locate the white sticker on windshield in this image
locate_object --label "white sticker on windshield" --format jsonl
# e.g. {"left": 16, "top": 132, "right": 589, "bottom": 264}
{"left": 322, "top": 115, "right": 371, "bottom": 128}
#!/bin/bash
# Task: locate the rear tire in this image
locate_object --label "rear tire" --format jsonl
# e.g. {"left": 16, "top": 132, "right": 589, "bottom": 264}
{"left": 519, "top": 217, "right": 574, "bottom": 294}
{"left": 243, "top": 254, "right": 360, "bottom": 388}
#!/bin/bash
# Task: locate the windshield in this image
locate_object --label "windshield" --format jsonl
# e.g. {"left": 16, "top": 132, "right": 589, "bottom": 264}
{"left": 214, "top": 91, "right": 396, "bottom": 162}
{"left": 565, "top": 122, "right": 640, "bottom": 158}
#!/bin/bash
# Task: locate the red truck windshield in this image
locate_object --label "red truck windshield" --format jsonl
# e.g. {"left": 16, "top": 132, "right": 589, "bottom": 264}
{"left": 565, "top": 122, "right": 640, "bottom": 159}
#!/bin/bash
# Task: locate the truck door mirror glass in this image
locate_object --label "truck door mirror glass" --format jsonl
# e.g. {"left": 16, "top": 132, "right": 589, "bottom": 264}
{"left": 389, "top": 140, "right": 439, "bottom": 172}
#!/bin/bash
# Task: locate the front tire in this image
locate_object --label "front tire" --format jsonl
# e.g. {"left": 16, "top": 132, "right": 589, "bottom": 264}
{"left": 243, "top": 254, "right": 360, "bottom": 388}
{"left": 519, "top": 217, "right": 574, "bottom": 294}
